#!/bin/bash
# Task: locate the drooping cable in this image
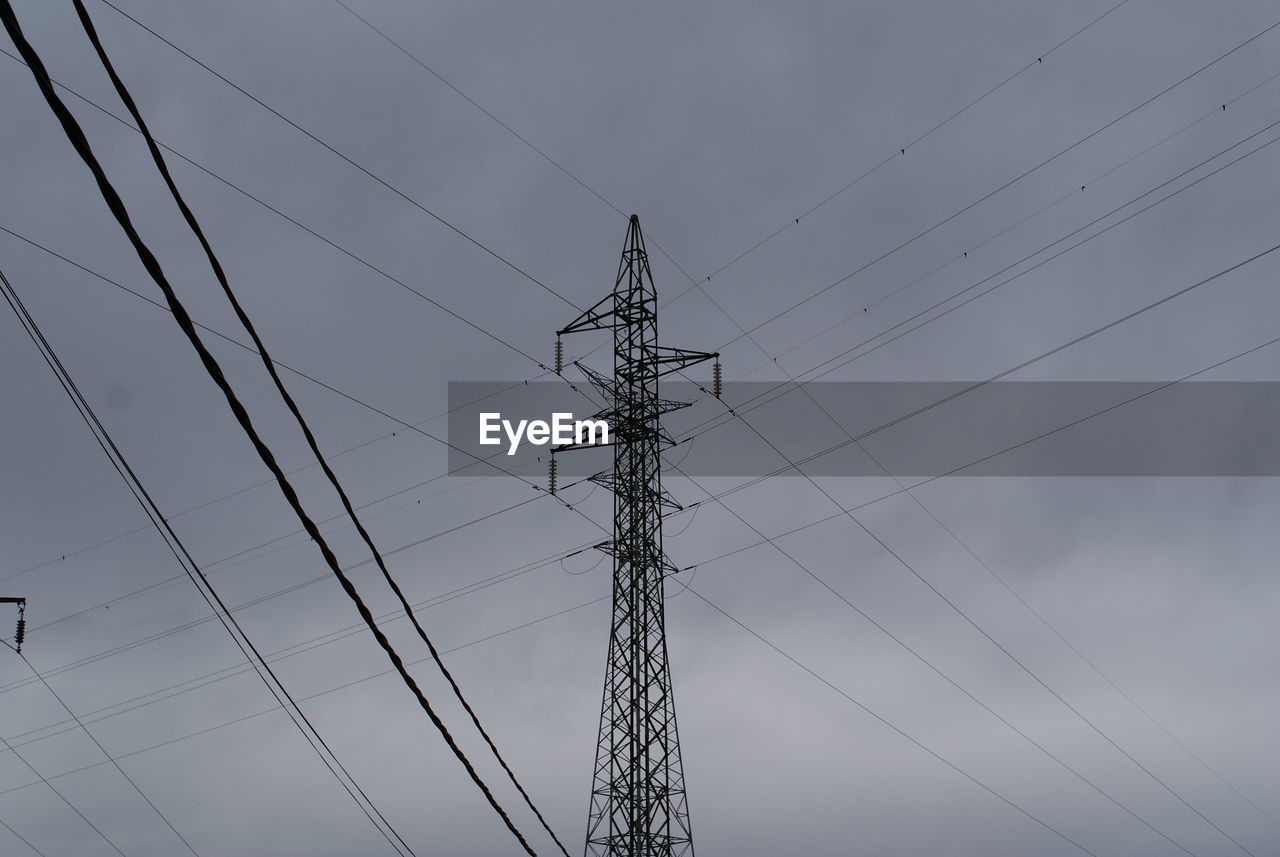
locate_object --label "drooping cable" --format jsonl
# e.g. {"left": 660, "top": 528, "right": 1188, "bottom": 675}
{"left": 0, "top": 269, "right": 414, "bottom": 856}
{"left": 68, "top": 3, "right": 569, "bottom": 852}
{"left": 0, "top": 5, "right": 539, "bottom": 853}
{"left": 0, "top": 46, "right": 609, "bottom": 546}
{"left": 3, "top": 308, "right": 1277, "bottom": 823}
{"left": 6, "top": 313, "right": 1279, "bottom": 815}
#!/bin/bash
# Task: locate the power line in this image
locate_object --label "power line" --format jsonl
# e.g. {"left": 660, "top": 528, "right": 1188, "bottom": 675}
{"left": 1, "top": 2, "right": 538, "bottom": 850}
{"left": 0, "top": 224, "right": 608, "bottom": 655}
{"left": 678, "top": 327, "right": 1280, "bottom": 593}
{"left": 650, "top": 230, "right": 1280, "bottom": 854}
{"left": 335, "top": 0, "right": 1129, "bottom": 298}
{"left": 669, "top": 463, "right": 1204, "bottom": 852}
{"left": 692, "top": 115, "right": 1280, "bottom": 832}
{"left": 18, "top": 651, "right": 201, "bottom": 856}
{"left": 682, "top": 585, "right": 1102, "bottom": 857}
{"left": 94, "top": 0, "right": 580, "bottom": 314}
{"left": 650, "top": 38, "right": 1280, "bottom": 494}
{"left": 0, "top": 728, "right": 126, "bottom": 857}
{"left": 669, "top": 113, "right": 1280, "bottom": 457}
{"left": 660, "top": 199, "right": 1228, "bottom": 854}
{"left": 763, "top": 63, "right": 1280, "bottom": 368}
{"left": 9, "top": 324, "right": 1280, "bottom": 817}
{"left": 0, "top": 42, "right": 610, "bottom": 535}
{"left": 672, "top": 238, "right": 1280, "bottom": 520}
{"left": 0, "top": 592, "right": 612, "bottom": 806}
{"left": 6, "top": 473, "right": 563, "bottom": 660}
{"left": 22, "top": 101, "right": 1259, "bottom": 857}
{"left": 0, "top": 215, "right": 612, "bottom": 575}
{"left": 852, "top": 444, "right": 1280, "bottom": 836}
{"left": 780, "top": 119, "right": 1280, "bottom": 385}
{"left": 664, "top": 415, "right": 1218, "bottom": 854}
{"left": 0, "top": 469, "right": 596, "bottom": 698}
{"left": 681, "top": 390, "right": 1255, "bottom": 854}
{"left": 0, "top": 540, "right": 604, "bottom": 754}
{"left": 324, "top": 0, "right": 708, "bottom": 325}
{"left": 0, "top": 221, "right": 579, "bottom": 492}
{"left": 698, "top": 0, "right": 1135, "bottom": 285}
{"left": 10, "top": 325, "right": 1280, "bottom": 813}
{"left": 688, "top": 14, "right": 1280, "bottom": 347}
{"left": 14, "top": 241, "right": 1276, "bottom": 809}
{"left": 0, "top": 267, "right": 416, "bottom": 856}
{"left": 0, "top": 817, "right": 45, "bottom": 857}
{"left": 569, "top": 190, "right": 1263, "bottom": 851}
{"left": 70, "top": 4, "right": 571, "bottom": 846}
{"left": 7, "top": 1, "right": 1269, "bottom": 854}
{"left": 12, "top": 288, "right": 1271, "bottom": 754}
{"left": 333, "top": 41, "right": 1280, "bottom": 826}
{"left": 660, "top": 310, "right": 1257, "bottom": 854}
{"left": 329, "top": 0, "right": 625, "bottom": 220}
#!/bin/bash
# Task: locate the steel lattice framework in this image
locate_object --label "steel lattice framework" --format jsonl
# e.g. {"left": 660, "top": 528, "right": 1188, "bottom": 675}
{"left": 558, "top": 216, "right": 715, "bottom": 857}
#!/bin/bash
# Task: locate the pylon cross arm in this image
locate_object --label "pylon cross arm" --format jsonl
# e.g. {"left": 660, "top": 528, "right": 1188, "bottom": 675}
{"left": 645, "top": 346, "right": 719, "bottom": 379}
{"left": 558, "top": 291, "right": 621, "bottom": 336}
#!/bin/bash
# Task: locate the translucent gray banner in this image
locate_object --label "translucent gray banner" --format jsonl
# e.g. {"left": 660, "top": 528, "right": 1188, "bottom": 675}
{"left": 446, "top": 381, "right": 1280, "bottom": 477}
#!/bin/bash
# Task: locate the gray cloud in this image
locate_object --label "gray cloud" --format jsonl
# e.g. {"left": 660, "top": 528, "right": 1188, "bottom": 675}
{"left": 2, "top": 0, "right": 1279, "bottom": 855}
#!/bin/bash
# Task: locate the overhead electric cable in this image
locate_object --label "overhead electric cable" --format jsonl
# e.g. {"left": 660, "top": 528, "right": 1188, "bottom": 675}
{"left": 10, "top": 242, "right": 1279, "bottom": 809}
{"left": 9, "top": 319, "right": 1280, "bottom": 805}
{"left": 0, "top": 474, "right": 594, "bottom": 696}
{"left": 683, "top": 586, "right": 1102, "bottom": 857}
{"left": 0, "top": 593, "right": 612, "bottom": 805}
{"left": 0, "top": 268, "right": 415, "bottom": 856}
{"left": 5, "top": 314, "right": 1278, "bottom": 808}
{"left": 670, "top": 116, "right": 1280, "bottom": 452}
{"left": 0, "top": 45, "right": 609, "bottom": 537}
{"left": 0, "top": 540, "right": 606, "bottom": 753}
{"left": 0, "top": 729, "right": 125, "bottom": 857}
{"left": 698, "top": 0, "right": 1135, "bottom": 284}
{"left": 94, "top": 0, "right": 579, "bottom": 313}
{"left": 662, "top": 459, "right": 1204, "bottom": 854}
{"left": 655, "top": 219, "right": 1280, "bottom": 854}
{"left": 330, "top": 0, "right": 624, "bottom": 218}
{"left": 18, "top": 651, "right": 201, "bottom": 856}
{"left": 672, "top": 393, "right": 1257, "bottom": 855}
{"left": 661, "top": 274, "right": 1265, "bottom": 854}
{"left": 0, "top": 817, "right": 44, "bottom": 857}
{"left": 71, "top": 8, "right": 570, "bottom": 848}
{"left": 0, "top": 4, "right": 539, "bottom": 852}
{"left": 854, "top": 438, "right": 1280, "bottom": 835}
{"left": 671, "top": 239, "right": 1280, "bottom": 516}
{"left": 685, "top": 15, "right": 1280, "bottom": 343}
{"left": 765, "top": 65, "right": 1280, "bottom": 366}
{"left": 329, "top": 0, "right": 1130, "bottom": 292}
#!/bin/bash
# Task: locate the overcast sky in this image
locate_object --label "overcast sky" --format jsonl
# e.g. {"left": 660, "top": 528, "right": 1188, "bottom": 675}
{"left": 2, "top": 0, "right": 1280, "bottom": 855}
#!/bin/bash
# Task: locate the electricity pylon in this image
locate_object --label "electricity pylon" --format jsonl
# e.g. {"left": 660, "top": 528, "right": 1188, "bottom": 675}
{"left": 557, "top": 216, "right": 715, "bottom": 857}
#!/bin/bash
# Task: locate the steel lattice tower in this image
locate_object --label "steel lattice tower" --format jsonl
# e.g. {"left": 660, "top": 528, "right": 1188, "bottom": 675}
{"left": 557, "top": 216, "right": 715, "bottom": 857}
